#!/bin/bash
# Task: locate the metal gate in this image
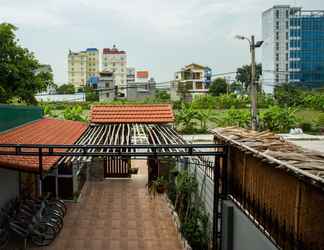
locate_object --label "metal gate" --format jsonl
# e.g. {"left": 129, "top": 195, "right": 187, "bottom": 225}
{"left": 104, "top": 156, "right": 130, "bottom": 178}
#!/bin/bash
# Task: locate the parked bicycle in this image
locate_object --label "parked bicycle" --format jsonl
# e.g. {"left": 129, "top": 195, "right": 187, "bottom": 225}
{"left": 0, "top": 194, "right": 67, "bottom": 247}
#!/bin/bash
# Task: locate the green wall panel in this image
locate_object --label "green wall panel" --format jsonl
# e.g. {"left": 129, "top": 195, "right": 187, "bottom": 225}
{"left": 0, "top": 104, "right": 43, "bottom": 132}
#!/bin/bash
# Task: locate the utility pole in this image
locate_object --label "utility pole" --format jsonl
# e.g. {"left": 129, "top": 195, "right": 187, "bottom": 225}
{"left": 250, "top": 35, "right": 258, "bottom": 130}
{"left": 235, "top": 34, "right": 263, "bottom": 130}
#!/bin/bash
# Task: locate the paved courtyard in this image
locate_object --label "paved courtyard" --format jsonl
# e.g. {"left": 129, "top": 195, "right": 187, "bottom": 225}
{"left": 39, "top": 160, "right": 182, "bottom": 250}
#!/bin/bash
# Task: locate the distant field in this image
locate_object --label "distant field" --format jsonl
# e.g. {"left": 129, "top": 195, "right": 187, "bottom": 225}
{"left": 51, "top": 108, "right": 323, "bottom": 130}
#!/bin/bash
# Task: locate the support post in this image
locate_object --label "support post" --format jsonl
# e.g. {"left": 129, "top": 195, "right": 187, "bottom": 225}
{"left": 213, "top": 152, "right": 220, "bottom": 250}
{"left": 38, "top": 148, "right": 43, "bottom": 196}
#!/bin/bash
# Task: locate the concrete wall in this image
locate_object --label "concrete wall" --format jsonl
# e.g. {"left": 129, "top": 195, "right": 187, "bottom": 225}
{"left": 0, "top": 169, "right": 19, "bottom": 209}
{"left": 222, "top": 200, "right": 278, "bottom": 250}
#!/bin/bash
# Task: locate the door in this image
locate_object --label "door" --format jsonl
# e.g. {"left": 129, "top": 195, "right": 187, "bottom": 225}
{"left": 104, "top": 156, "right": 130, "bottom": 178}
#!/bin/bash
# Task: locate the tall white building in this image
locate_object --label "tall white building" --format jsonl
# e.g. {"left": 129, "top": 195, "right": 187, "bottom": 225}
{"left": 262, "top": 5, "right": 291, "bottom": 93}
{"left": 67, "top": 48, "right": 99, "bottom": 88}
{"left": 102, "top": 45, "right": 127, "bottom": 96}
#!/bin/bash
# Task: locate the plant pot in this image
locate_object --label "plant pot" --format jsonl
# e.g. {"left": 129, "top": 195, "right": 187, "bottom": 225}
{"left": 157, "top": 185, "right": 166, "bottom": 194}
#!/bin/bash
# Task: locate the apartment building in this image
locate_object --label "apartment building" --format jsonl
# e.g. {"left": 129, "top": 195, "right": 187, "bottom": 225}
{"left": 102, "top": 45, "right": 127, "bottom": 97}
{"left": 173, "top": 63, "right": 212, "bottom": 101}
{"left": 67, "top": 48, "right": 99, "bottom": 88}
{"left": 127, "top": 67, "right": 135, "bottom": 85}
{"left": 262, "top": 5, "right": 324, "bottom": 92}
{"left": 98, "top": 71, "right": 115, "bottom": 102}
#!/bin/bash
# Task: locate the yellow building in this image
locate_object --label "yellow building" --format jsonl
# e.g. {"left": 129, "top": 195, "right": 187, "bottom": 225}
{"left": 68, "top": 48, "right": 99, "bottom": 88}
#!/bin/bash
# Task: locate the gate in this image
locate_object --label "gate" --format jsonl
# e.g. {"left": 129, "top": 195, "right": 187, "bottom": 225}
{"left": 104, "top": 156, "right": 130, "bottom": 178}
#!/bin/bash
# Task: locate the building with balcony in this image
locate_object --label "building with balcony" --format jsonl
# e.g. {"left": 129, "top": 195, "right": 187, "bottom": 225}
{"left": 173, "top": 63, "right": 212, "bottom": 101}
{"left": 262, "top": 5, "right": 324, "bottom": 92}
{"left": 67, "top": 48, "right": 99, "bottom": 88}
{"left": 102, "top": 45, "right": 127, "bottom": 97}
{"left": 97, "top": 71, "right": 115, "bottom": 102}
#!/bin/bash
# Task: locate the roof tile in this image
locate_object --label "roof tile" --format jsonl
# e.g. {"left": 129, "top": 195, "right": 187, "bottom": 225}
{"left": 90, "top": 104, "right": 174, "bottom": 124}
{"left": 0, "top": 118, "right": 87, "bottom": 172}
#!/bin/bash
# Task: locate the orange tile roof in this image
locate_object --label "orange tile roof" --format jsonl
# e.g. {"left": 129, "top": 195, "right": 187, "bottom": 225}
{"left": 90, "top": 104, "right": 174, "bottom": 124}
{"left": 0, "top": 118, "right": 87, "bottom": 172}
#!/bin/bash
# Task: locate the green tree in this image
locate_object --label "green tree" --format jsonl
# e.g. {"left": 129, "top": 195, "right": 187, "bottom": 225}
{"left": 208, "top": 78, "right": 227, "bottom": 96}
{"left": 83, "top": 86, "right": 99, "bottom": 102}
{"left": 0, "top": 23, "right": 53, "bottom": 104}
{"left": 259, "top": 106, "right": 298, "bottom": 132}
{"left": 56, "top": 84, "right": 75, "bottom": 94}
{"left": 274, "top": 83, "right": 303, "bottom": 107}
{"left": 236, "top": 63, "right": 262, "bottom": 91}
{"left": 155, "top": 90, "right": 170, "bottom": 102}
{"left": 175, "top": 104, "right": 198, "bottom": 132}
{"left": 196, "top": 109, "right": 214, "bottom": 131}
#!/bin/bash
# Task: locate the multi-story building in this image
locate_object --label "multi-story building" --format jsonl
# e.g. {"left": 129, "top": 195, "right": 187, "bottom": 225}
{"left": 173, "top": 63, "right": 212, "bottom": 101}
{"left": 102, "top": 45, "right": 127, "bottom": 97}
{"left": 67, "top": 48, "right": 99, "bottom": 88}
{"left": 262, "top": 5, "right": 324, "bottom": 92}
{"left": 97, "top": 71, "right": 115, "bottom": 102}
{"left": 85, "top": 48, "right": 99, "bottom": 83}
{"left": 127, "top": 67, "right": 135, "bottom": 85}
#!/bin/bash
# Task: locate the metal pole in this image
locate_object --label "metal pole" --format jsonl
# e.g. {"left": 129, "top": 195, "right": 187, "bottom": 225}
{"left": 38, "top": 148, "right": 43, "bottom": 196}
{"left": 213, "top": 152, "right": 220, "bottom": 250}
{"left": 250, "top": 35, "right": 258, "bottom": 130}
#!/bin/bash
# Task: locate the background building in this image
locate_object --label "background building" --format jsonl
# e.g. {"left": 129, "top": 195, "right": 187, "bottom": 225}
{"left": 262, "top": 5, "right": 324, "bottom": 92}
{"left": 86, "top": 48, "right": 99, "bottom": 84}
{"left": 98, "top": 71, "right": 115, "bottom": 102}
{"left": 173, "top": 63, "right": 212, "bottom": 101}
{"left": 68, "top": 48, "right": 99, "bottom": 88}
{"left": 102, "top": 45, "right": 127, "bottom": 97}
{"left": 127, "top": 67, "right": 135, "bottom": 85}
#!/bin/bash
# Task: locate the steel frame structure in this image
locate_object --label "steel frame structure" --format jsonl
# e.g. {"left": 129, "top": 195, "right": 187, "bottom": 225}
{"left": 0, "top": 142, "right": 228, "bottom": 250}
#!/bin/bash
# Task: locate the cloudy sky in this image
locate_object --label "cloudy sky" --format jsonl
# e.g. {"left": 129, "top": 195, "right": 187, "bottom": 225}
{"left": 1, "top": 0, "right": 323, "bottom": 84}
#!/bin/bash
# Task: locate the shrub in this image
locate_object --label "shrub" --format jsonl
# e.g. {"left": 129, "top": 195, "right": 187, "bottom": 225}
{"left": 259, "top": 106, "right": 298, "bottom": 132}
{"left": 215, "top": 94, "right": 249, "bottom": 109}
{"left": 217, "top": 108, "right": 251, "bottom": 128}
{"left": 317, "top": 113, "right": 324, "bottom": 128}
{"left": 192, "top": 95, "right": 216, "bottom": 109}
{"left": 63, "top": 105, "right": 85, "bottom": 121}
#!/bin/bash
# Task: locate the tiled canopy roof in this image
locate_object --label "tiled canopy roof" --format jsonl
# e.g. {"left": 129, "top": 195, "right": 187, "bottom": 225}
{"left": 90, "top": 104, "right": 174, "bottom": 124}
{"left": 0, "top": 118, "right": 87, "bottom": 172}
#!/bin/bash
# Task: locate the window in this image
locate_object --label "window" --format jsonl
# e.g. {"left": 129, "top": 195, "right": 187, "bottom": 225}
{"left": 286, "top": 42, "right": 289, "bottom": 50}
{"left": 286, "top": 32, "right": 288, "bottom": 40}
{"left": 276, "top": 64, "right": 279, "bottom": 71}
{"left": 286, "top": 21, "right": 289, "bottom": 29}
{"left": 286, "top": 64, "right": 288, "bottom": 71}
{"left": 286, "top": 53, "right": 288, "bottom": 61}
{"left": 276, "top": 53, "right": 279, "bottom": 61}
{"left": 276, "top": 21, "right": 279, "bottom": 29}
{"left": 286, "top": 10, "right": 289, "bottom": 18}
{"left": 276, "top": 9, "right": 280, "bottom": 18}
{"left": 106, "top": 93, "right": 110, "bottom": 98}
{"left": 276, "top": 42, "right": 279, "bottom": 50}
{"left": 276, "top": 74, "right": 279, "bottom": 82}
{"left": 285, "top": 74, "right": 289, "bottom": 82}
{"left": 276, "top": 32, "right": 279, "bottom": 40}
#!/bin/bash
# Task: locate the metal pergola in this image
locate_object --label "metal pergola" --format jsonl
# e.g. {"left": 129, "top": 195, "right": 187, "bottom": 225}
{"left": 0, "top": 124, "right": 229, "bottom": 250}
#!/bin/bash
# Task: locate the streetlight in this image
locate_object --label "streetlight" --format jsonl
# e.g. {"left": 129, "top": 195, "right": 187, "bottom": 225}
{"left": 235, "top": 35, "right": 263, "bottom": 130}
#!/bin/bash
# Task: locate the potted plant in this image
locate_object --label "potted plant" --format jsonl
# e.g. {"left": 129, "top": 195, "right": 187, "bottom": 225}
{"left": 149, "top": 176, "right": 166, "bottom": 196}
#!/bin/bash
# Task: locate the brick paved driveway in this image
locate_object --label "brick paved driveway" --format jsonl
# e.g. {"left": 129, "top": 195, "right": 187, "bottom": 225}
{"left": 40, "top": 160, "right": 182, "bottom": 250}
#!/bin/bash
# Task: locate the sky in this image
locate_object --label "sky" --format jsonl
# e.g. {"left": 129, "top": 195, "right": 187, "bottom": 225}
{"left": 1, "top": 0, "right": 323, "bottom": 85}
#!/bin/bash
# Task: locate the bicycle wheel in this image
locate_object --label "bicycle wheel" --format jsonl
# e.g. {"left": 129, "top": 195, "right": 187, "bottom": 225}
{"left": 30, "top": 224, "right": 56, "bottom": 246}
{"left": 0, "top": 228, "right": 9, "bottom": 250}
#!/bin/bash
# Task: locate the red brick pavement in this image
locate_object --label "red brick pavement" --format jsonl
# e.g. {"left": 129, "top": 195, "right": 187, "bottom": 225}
{"left": 36, "top": 160, "right": 182, "bottom": 250}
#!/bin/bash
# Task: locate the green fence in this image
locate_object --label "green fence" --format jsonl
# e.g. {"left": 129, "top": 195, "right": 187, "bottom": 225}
{"left": 0, "top": 104, "right": 43, "bottom": 132}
